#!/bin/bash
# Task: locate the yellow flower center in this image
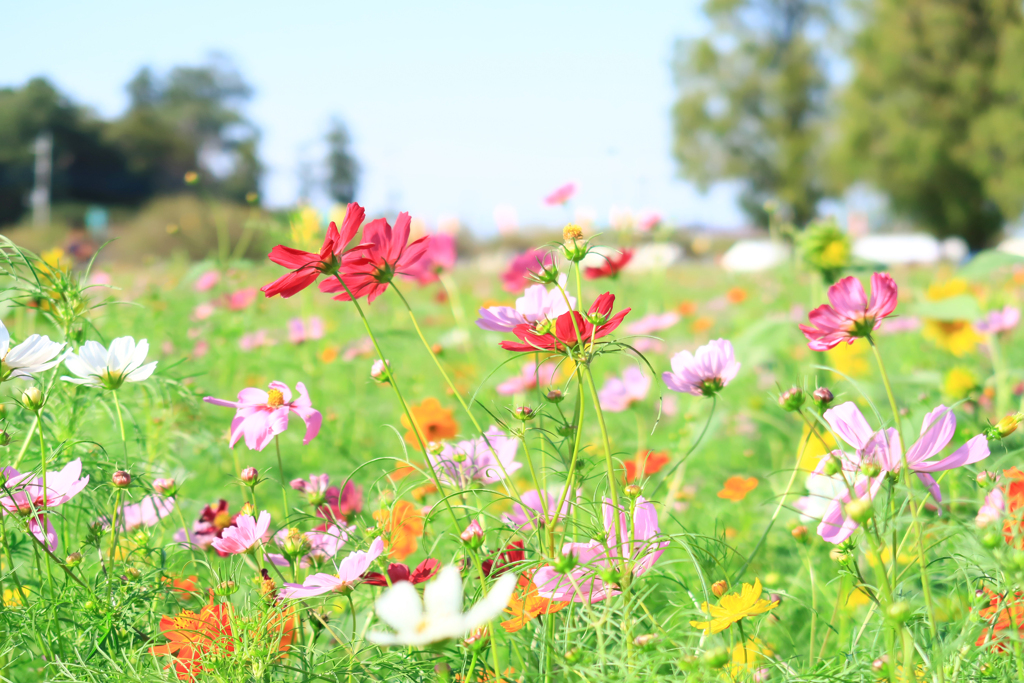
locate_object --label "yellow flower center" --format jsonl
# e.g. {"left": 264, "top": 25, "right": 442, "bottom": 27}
{"left": 266, "top": 389, "right": 285, "bottom": 407}
{"left": 212, "top": 511, "right": 232, "bottom": 529}
{"left": 563, "top": 224, "right": 583, "bottom": 241}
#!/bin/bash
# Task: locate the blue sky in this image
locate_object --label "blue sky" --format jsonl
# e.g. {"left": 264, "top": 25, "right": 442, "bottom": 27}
{"left": 1, "top": 0, "right": 747, "bottom": 233}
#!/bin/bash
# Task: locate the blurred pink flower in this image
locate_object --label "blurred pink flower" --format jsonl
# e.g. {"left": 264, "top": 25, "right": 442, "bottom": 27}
{"left": 291, "top": 474, "right": 330, "bottom": 500}
{"left": 877, "top": 316, "right": 921, "bottom": 335}
{"left": 211, "top": 511, "right": 271, "bottom": 554}
{"left": 663, "top": 339, "right": 740, "bottom": 397}
{"left": 279, "top": 537, "right": 385, "bottom": 598}
{"left": 501, "top": 249, "right": 554, "bottom": 293}
{"left": 598, "top": 367, "right": 651, "bottom": 412}
{"left": 636, "top": 210, "right": 661, "bottom": 232}
{"left": 191, "top": 340, "right": 210, "bottom": 359}
{"left": 976, "top": 306, "right": 1020, "bottom": 335}
{"left": 403, "top": 233, "right": 457, "bottom": 284}
{"left": 626, "top": 312, "right": 679, "bottom": 336}
{"left": 267, "top": 523, "right": 352, "bottom": 568}
{"left": 203, "top": 381, "right": 322, "bottom": 451}
{"left": 100, "top": 495, "right": 176, "bottom": 532}
{"left": 194, "top": 271, "right": 220, "bottom": 292}
{"left": 496, "top": 361, "right": 559, "bottom": 395}
{"left": 478, "top": 279, "right": 574, "bottom": 332}
{"left": 317, "top": 480, "right": 364, "bottom": 524}
{"left": 192, "top": 303, "right": 215, "bottom": 321}
{"left": 503, "top": 488, "right": 578, "bottom": 530}
{"left": 0, "top": 459, "right": 90, "bottom": 551}
{"left": 342, "top": 337, "right": 374, "bottom": 361}
{"left": 288, "top": 317, "right": 325, "bottom": 344}
{"left": 799, "top": 273, "right": 898, "bottom": 351}
{"left": 239, "top": 330, "right": 275, "bottom": 351}
{"left": 544, "top": 182, "right": 577, "bottom": 206}
{"left": 226, "top": 288, "right": 258, "bottom": 311}
{"left": 430, "top": 427, "right": 522, "bottom": 487}
{"left": 977, "top": 487, "right": 1004, "bottom": 527}
{"left": 88, "top": 271, "right": 112, "bottom": 286}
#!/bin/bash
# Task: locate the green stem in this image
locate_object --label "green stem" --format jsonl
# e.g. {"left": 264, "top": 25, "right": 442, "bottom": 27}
{"left": 112, "top": 390, "right": 128, "bottom": 468}
{"left": 275, "top": 436, "right": 289, "bottom": 523}
{"left": 581, "top": 364, "right": 623, "bottom": 569}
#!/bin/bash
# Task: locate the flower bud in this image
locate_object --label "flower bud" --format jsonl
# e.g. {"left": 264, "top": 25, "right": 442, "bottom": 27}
{"left": 112, "top": 470, "right": 131, "bottom": 489}
{"left": 981, "top": 530, "right": 1002, "bottom": 548}
{"left": 872, "top": 656, "right": 889, "bottom": 673}
{"left": 214, "top": 580, "right": 238, "bottom": 596}
{"left": 451, "top": 451, "right": 468, "bottom": 463}
{"left": 791, "top": 525, "right": 809, "bottom": 543}
{"left": 977, "top": 471, "right": 996, "bottom": 489}
{"left": 239, "top": 501, "right": 255, "bottom": 517}
{"left": 513, "top": 405, "right": 536, "bottom": 421}
{"left": 283, "top": 528, "right": 311, "bottom": 558}
{"left": 633, "top": 633, "right": 657, "bottom": 648}
{"left": 711, "top": 579, "right": 728, "bottom": 597}
{"left": 812, "top": 387, "right": 834, "bottom": 409}
{"left": 545, "top": 389, "right": 565, "bottom": 404}
{"left": 992, "top": 414, "right": 1022, "bottom": 440}
{"left": 556, "top": 423, "right": 577, "bottom": 438}
{"left": 370, "top": 359, "right": 391, "bottom": 384}
{"left": 431, "top": 343, "right": 444, "bottom": 356}
{"left": 554, "top": 550, "right": 578, "bottom": 574}
{"left": 822, "top": 456, "right": 842, "bottom": 477}
{"left": 309, "top": 608, "right": 330, "bottom": 634}
{"left": 460, "top": 520, "right": 484, "bottom": 549}
{"left": 463, "top": 626, "right": 489, "bottom": 648}
{"left": 778, "top": 387, "right": 804, "bottom": 412}
{"left": 624, "top": 484, "right": 641, "bottom": 498}
{"left": 769, "top": 593, "right": 783, "bottom": 606}
{"left": 21, "top": 387, "right": 44, "bottom": 411}
{"left": 240, "top": 467, "right": 259, "bottom": 484}
{"left": 886, "top": 600, "right": 911, "bottom": 624}
{"left": 565, "top": 647, "right": 584, "bottom": 665}
{"left": 0, "top": 431, "right": 11, "bottom": 447}
{"left": 153, "top": 478, "right": 176, "bottom": 496}
{"left": 65, "top": 552, "right": 82, "bottom": 567}
{"left": 703, "top": 647, "right": 730, "bottom": 669}
{"left": 860, "top": 461, "right": 881, "bottom": 478}
{"left": 844, "top": 497, "right": 874, "bottom": 523}
{"left": 124, "top": 566, "right": 142, "bottom": 581}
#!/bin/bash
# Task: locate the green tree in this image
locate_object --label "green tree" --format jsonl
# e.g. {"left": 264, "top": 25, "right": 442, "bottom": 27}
{"left": 325, "top": 118, "right": 359, "bottom": 204}
{"left": 671, "top": 0, "right": 832, "bottom": 226}
{"left": 835, "top": 0, "right": 1024, "bottom": 249}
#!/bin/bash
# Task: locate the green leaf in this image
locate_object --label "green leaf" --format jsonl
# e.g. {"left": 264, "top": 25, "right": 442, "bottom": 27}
{"left": 907, "top": 295, "right": 982, "bottom": 321}
{"left": 957, "top": 249, "right": 1024, "bottom": 280}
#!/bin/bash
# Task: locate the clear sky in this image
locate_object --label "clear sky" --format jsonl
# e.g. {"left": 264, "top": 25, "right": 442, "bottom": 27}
{"left": 1, "top": 0, "right": 747, "bottom": 233}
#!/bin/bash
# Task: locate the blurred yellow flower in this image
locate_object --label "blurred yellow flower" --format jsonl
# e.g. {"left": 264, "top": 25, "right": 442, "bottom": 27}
{"left": 41, "top": 247, "right": 67, "bottom": 269}
{"left": 328, "top": 203, "right": 349, "bottom": 228}
{"left": 826, "top": 338, "right": 869, "bottom": 378}
{"left": 2, "top": 588, "right": 22, "bottom": 607}
{"left": 290, "top": 206, "right": 322, "bottom": 250}
{"left": 798, "top": 423, "right": 837, "bottom": 471}
{"left": 922, "top": 320, "right": 980, "bottom": 356}
{"left": 866, "top": 545, "right": 916, "bottom": 567}
{"left": 942, "top": 367, "right": 978, "bottom": 400}
{"left": 730, "top": 637, "right": 774, "bottom": 675}
{"left": 845, "top": 588, "right": 871, "bottom": 609}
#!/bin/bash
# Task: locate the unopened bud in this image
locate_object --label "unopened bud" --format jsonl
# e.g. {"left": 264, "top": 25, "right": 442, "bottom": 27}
{"left": 860, "top": 461, "right": 881, "bottom": 478}
{"left": 239, "top": 501, "right": 255, "bottom": 517}
{"left": 624, "top": 484, "right": 641, "bottom": 498}
{"left": 633, "top": 633, "right": 657, "bottom": 648}
{"left": 565, "top": 647, "right": 584, "bottom": 665}
{"left": 283, "top": 528, "right": 311, "bottom": 558}
{"left": 778, "top": 387, "right": 804, "bottom": 412}
{"left": 703, "top": 647, "right": 730, "bottom": 669}
{"left": 711, "top": 579, "right": 728, "bottom": 597}
{"left": 556, "top": 423, "right": 577, "bottom": 437}
{"left": 240, "top": 467, "right": 259, "bottom": 484}
{"left": 460, "top": 520, "right": 484, "bottom": 548}
{"left": 153, "top": 478, "right": 176, "bottom": 495}
{"left": 812, "top": 387, "right": 833, "bottom": 409}
{"left": 545, "top": 389, "right": 565, "bottom": 404}
{"left": 995, "top": 414, "right": 1021, "bottom": 439}
{"left": 124, "top": 566, "right": 142, "bottom": 581}
{"left": 769, "top": 593, "right": 782, "bottom": 606}
{"left": 451, "top": 451, "right": 468, "bottom": 463}
{"left": 886, "top": 600, "right": 910, "bottom": 624}
{"left": 872, "top": 655, "right": 890, "bottom": 673}
{"left": 65, "top": 551, "right": 82, "bottom": 567}
{"left": 430, "top": 343, "right": 444, "bottom": 356}
{"left": 463, "top": 626, "right": 489, "bottom": 647}
{"left": 554, "top": 550, "right": 578, "bottom": 574}
{"left": 214, "top": 580, "right": 238, "bottom": 596}
{"left": 977, "top": 471, "right": 996, "bottom": 489}
{"left": 370, "top": 359, "right": 391, "bottom": 383}
{"left": 792, "top": 525, "right": 809, "bottom": 543}
{"left": 982, "top": 530, "right": 1002, "bottom": 548}
{"left": 112, "top": 470, "right": 131, "bottom": 488}
{"left": 844, "top": 497, "right": 874, "bottom": 523}
{"left": 0, "top": 431, "right": 10, "bottom": 447}
{"left": 822, "top": 456, "right": 842, "bottom": 477}
{"left": 21, "top": 387, "right": 44, "bottom": 411}
{"left": 513, "top": 405, "right": 536, "bottom": 421}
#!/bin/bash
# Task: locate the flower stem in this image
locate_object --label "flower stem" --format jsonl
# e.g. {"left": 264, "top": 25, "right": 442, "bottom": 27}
{"left": 581, "top": 364, "right": 624, "bottom": 569}
{"left": 275, "top": 435, "right": 290, "bottom": 523}
{"left": 112, "top": 389, "right": 128, "bottom": 468}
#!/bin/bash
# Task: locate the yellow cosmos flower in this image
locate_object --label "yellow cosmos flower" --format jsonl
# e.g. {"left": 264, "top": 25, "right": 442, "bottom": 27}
{"left": 689, "top": 578, "right": 779, "bottom": 635}
{"left": 798, "top": 422, "right": 837, "bottom": 471}
{"left": 2, "top": 588, "right": 23, "bottom": 607}
{"left": 927, "top": 278, "right": 969, "bottom": 300}
{"left": 942, "top": 367, "right": 978, "bottom": 400}
{"left": 865, "top": 545, "right": 916, "bottom": 567}
{"left": 922, "top": 319, "right": 980, "bottom": 356}
{"left": 730, "top": 637, "right": 774, "bottom": 675}
{"left": 826, "top": 338, "right": 870, "bottom": 378}
{"left": 289, "top": 206, "right": 322, "bottom": 251}
{"left": 845, "top": 588, "right": 871, "bottom": 609}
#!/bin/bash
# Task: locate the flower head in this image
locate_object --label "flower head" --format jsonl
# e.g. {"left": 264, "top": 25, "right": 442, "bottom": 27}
{"left": 211, "top": 511, "right": 271, "bottom": 555}
{"left": 362, "top": 557, "right": 441, "bottom": 586}
{"left": 800, "top": 273, "right": 898, "bottom": 350}
{"left": 287, "top": 317, "right": 324, "bottom": 344}
{"left": 502, "top": 488, "right": 577, "bottom": 530}
{"left": 204, "top": 381, "right": 322, "bottom": 452}
{"left": 598, "top": 366, "right": 650, "bottom": 412}
{"left": 501, "top": 575, "right": 568, "bottom": 633}
{"left": 500, "top": 293, "right": 631, "bottom": 353}
{"left": 429, "top": 427, "right": 522, "bottom": 488}
{"left": 663, "top": 339, "right": 740, "bottom": 397}
{"left": 495, "top": 361, "right": 559, "bottom": 395}
{"left": 624, "top": 451, "right": 670, "bottom": 483}
{"left": 477, "top": 277, "right": 576, "bottom": 334}
{"left": 690, "top": 578, "right": 779, "bottom": 635}
{"left": 502, "top": 249, "right": 555, "bottom": 293}
{"left": 316, "top": 480, "right": 364, "bottom": 524}
{"left": 278, "top": 538, "right": 385, "bottom": 598}
{"left": 373, "top": 500, "right": 424, "bottom": 560}
{"left": 544, "top": 182, "right": 577, "bottom": 206}
{"left": 976, "top": 306, "right": 1020, "bottom": 336}
{"left": 403, "top": 233, "right": 457, "bottom": 284}
{"left": 290, "top": 474, "right": 330, "bottom": 505}
{"left": 0, "top": 321, "right": 65, "bottom": 382}
{"left": 718, "top": 476, "right": 759, "bottom": 501}
{"left": 584, "top": 249, "right": 633, "bottom": 280}
{"left": 401, "top": 397, "right": 459, "bottom": 446}
{"left": 262, "top": 203, "right": 367, "bottom": 298}
{"left": 62, "top": 337, "right": 157, "bottom": 389}
{"left": 267, "top": 524, "right": 351, "bottom": 568}
{"left": 0, "top": 458, "right": 90, "bottom": 551}
{"left": 101, "top": 495, "right": 175, "bottom": 533}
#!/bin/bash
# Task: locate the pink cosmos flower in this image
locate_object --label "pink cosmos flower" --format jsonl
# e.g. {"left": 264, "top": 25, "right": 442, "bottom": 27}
{"left": 976, "top": 306, "right": 1020, "bottom": 335}
{"left": 321, "top": 212, "right": 429, "bottom": 304}
{"left": 534, "top": 496, "right": 666, "bottom": 603}
{"left": 598, "top": 366, "right": 651, "bottom": 412}
{"left": 544, "top": 182, "right": 577, "bottom": 206}
{"left": 192, "top": 303, "right": 215, "bottom": 321}
{"left": 0, "top": 458, "right": 90, "bottom": 552}
{"left": 262, "top": 203, "right": 368, "bottom": 299}
{"left": 636, "top": 210, "right": 661, "bottom": 232}
{"left": 88, "top": 271, "right": 112, "bottom": 287}
{"left": 429, "top": 427, "right": 522, "bottom": 487}
{"left": 403, "top": 233, "right": 457, "bottom": 285}
{"left": 211, "top": 510, "right": 271, "bottom": 555}
{"left": 496, "top": 361, "right": 559, "bottom": 395}
{"left": 239, "top": 330, "right": 275, "bottom": 351}
{"left": 626, "top": 312, "right": 680, "bottom": 336}
{"left": 279, "top": 537, "right": 385, "bottom": 599}
{"left": 815, "top": 402, "right": 990, "bottom": 544}
{"left": 194, "top": 271, "right": 220, "bottom": 292}
{"left": 290, "top": 474, "right": 330, "bottom": 503}
{"left": 226, "top": 288, "right": 258, "bottom": 311}
{"left": 877, "top": 316, "right": 921, "bottom": 335}
{"left": 502, "top": 488, "right": 579, "bottom": 530}
{"left": 191, "top": 340, "right": 210, "bottom": 359}
{"left": 477, "top": 279, "right": 576, "bottom": 333}
{"left": 799, "top": 273, "right": 898, "bottom": 350}
{"left": 99, "top": 495, "right": 176, "bottom": 533}
{"left": 977, "top": 488, "right": 1004, "bottom": 527}
{"left": 501, "top": 249, "right": 555, "bottom": 293}
{"left": 203, "top": 381, "right": 322, "bottom": 451}
{"left": 317, "top": 480, "right": 364, "bottom": 524}
{"left": 663, "top": 339, "right": 740, "bottom": 397}
{"left": 288, "top": 317, "right": 325, "bottom": 344}
{"left": 342, "top": 337, "right": 374, "bottom": 361}
{"left": 267, "top": 523, "right": 351, "bottom": 568}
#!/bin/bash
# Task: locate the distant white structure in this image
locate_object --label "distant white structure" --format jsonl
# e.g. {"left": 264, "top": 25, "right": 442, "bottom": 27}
{"left": 627, "top": 243, "right": 683, "bottom": 272}
{"left": 852, "top": 234, "right": 941, "bottom": 265}
{"left": 31, "top": 132, "right": 52, "bottom": 227}
{"left": 720, "top": 239, "right": 789, "bottom": 272}
{"left": 998, "top": 237, "right": 1024, "bottom": 258}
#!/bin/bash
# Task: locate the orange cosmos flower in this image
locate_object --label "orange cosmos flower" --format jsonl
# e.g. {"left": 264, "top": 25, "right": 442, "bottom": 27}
{"left": 691, "top": 316, "right": 715, "bottom": 333}
{"left": 718, "top": 476, "right": 759, "bottom": 501}
{"left": 401, "top": 397, "right": 459, "bottom": 446}
{"left": 501, "top": 575, "right": 567, "bottom": 633}
{"left": 149, "top": 598, "right": 295, "bottom": 681}
{"left": 162, "top": 575, "right": 199, "bottom": 597}
{"left": 624, "top": 450, "right": 671, "bottom": 483}
{"left": 726, "top": 287, "right": 748, "bottom": 304}
{"left": 388, "top": 461, "right": 415, "bottom": 482}
{"left": 373, "top": 499, "right": 424, "bottom": 560}
{"left": 975, "top": 586, "right": 1024, "bottom": 652}
{"left": 677, "top": 300, "right": 698, "bottom": 316}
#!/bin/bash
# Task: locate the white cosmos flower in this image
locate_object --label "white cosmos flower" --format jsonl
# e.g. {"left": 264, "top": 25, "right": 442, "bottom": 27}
{"left": 62, "top": 337, "right": 158, "bottom": 390}
{"left": 0, "top": 321, "right": 65, "bottom": 382}
{"left": 368, "top": 565, "right": 517, "bottom": 647}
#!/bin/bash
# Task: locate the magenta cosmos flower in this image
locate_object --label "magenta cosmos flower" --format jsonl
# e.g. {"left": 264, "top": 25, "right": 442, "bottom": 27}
{"left": 662, "top": 339, "right": 740, "bottom": 397}
{"left": 204, "top": 381, "right": 322, "bottom": 452}
{"left": 496, "top": 361, "right": 559, "bottom": 395}
{"left": 501, "top": 249, "right": 555, "bottom": 293}
{"left": 0, "top": 458, "right": 90, "bottom": 551}
{"left": 211, "top": 510, "right": 271, "bottom": 555}
{"left": 502, "top": 488, "right": 579, "bottom": 530}
{"left": 815, "top": 402, "right": 990, "bottom": 544}
{"left": 598, "top": 366, "right": 651, "bottom": 412}
{"left": 544, "top": 182, "right": 577, "bottom": 206}
{"left": 317, "top": 480, "right": 364, "bottom": 524}
{"left": 429, "top": 427, "right": 522, "bottom": 488}
{"left": 976, "top": 306, "right": 1020, "bottom": 335}
{"left": 534, "top": 497, "right": 666, "bottom": 603}
{"left": 262, "top": 203, "right": 367, "bottom": 299}
{"left": 799, "top": 273, "right": 898, "bottom": 351}
{"left": 477, "top": 278, "right": 575, "bottom": 333}
{"left": 279, "top": 537, "right": 385, "bottom": 599}
{"left": 403, "top": 233, "right": 457, "bottom": 285}
{"left": 321, "top": 212, "right": 429, "bottom": 304}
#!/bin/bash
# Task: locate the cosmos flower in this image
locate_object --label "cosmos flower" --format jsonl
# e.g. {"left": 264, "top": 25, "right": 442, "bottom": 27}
{"left": 368, "top": 565, "right": 518, "bottom": 647}
{"left": 690, "top": 578, "right": 778, "bottom": 635}
{"left": 225, "top": 288, "right": 257, "bottom": 311}
{"left": 495, "top": 361, "right": 559, "bottom": 395}
{"left": 193, "top": 270, "right": 220, "bottom": 292}
{"left": 287, "top": 317, "right": 324, "bottom": 344}
{"left": 598, "top": 366, "right": 650, "bottom": 412}
{"left": 211, "top": 511, "right": 271, "bottom": 555}
{"left": 794, "top": 474, "right": 847, "bottom": 523}
{"left": 624, "top": 451, "right": 670, "bottom": 483}
{"left": 321, "top": 212, "right": 430, "bottom": 304}
{"left": 99, "top": 495, "right": 176, "bottom": 533}
{"left": 500, "top": 293, "right": 631, "bottom": 353}
{"left": 278, "top": 538, "right": 385, "bottom": 598}
{"left": 0, "top": 458, "right": 90, "bottom": 552}
{"left": 501, "top": 575, "right": 568, "bottom": 633}
{"left": 718, "top": 476, "right": 759, "bottom": 501}
{"left": 476, "top": 278, "right": 575, "bottom": 333}
{"left": 400, "top": 397, "right": 459, "bottom": 446}
{"left": 544, "top": 182, "right": 577, "bottom": 206}
{"left": 799, "top": 273, "right": 898, "bottom": 351}
{"left": 975, "top": 586, "right": 1024, "bottom": 652}
{"left": 174, "top": 500, "right": 238, "bottom": 554}
{"left": 403, "top": 233, "right": 457, "bottom": 284}
{"left": 203, "top": 381, "right": 322, "bottom": 452}
{"left": 62, "top": 337, "right": 158, "bottom": 389}
{"left": 584, "top": 249, "right": 633, "bottom": 280}
{"left": 502, "top": 249, "right": 555, "bottom": 293}
{"left": 502, "top": 488, "right": 578, "bottom": 530}
{"left": 662, "top": 339, "right": 740, "bottom": 397}
{"left": 625, "top": 312, "right": 679, "bottom": 336}
{"left": 976, "top": 306, "right": 1020, "bottom": 336}
{"left": 429, "top": 427, "right": 522, "bottom": 487}
{"left": 373, "top": 500, "right": 424, "bottom": 560}
{"left": 262, "top": 203, "right": 367, "bottom": 298}
{"left": 0, "top": 321, "right": 65, "bottom": 382}
{"left": 266, "top": 524, "right": 351, "bottom": 568}
{"left": 362, "top": 557, "right": 441, "bottom": 586}
{"left": 316, "top": 480, "right": 364, "bottom": 524}
{"left": 289, "top": 474, "right": 330, "bottom": 504}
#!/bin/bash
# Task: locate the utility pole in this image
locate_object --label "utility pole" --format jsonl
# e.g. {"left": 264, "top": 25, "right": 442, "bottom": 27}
{"left": 31, "top": 132, "right": 52, "bottom": 227}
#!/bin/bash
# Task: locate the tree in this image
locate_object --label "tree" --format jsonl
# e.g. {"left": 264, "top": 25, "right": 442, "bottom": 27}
{"left": 671, "top": 0, "right": 833, "bottom": 226}
{"left": 834, "top": 0, "right": 1024, "bottom": 249}
{"left": 325, "top": 118, "right": 359, "bottom": 204}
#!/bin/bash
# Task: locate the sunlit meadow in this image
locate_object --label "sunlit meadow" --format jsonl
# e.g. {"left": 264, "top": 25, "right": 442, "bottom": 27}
{"left": 2, "top": 206, "right": 1024, "bottom": 683}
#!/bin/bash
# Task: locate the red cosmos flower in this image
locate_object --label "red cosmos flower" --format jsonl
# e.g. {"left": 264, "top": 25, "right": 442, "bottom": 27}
{"left": 500, "top": 293, "right": 631, "bottom": 353}
{"left": 261, "top": 203, "right": 367, "bottom": 298}
{"left": 481, "top": 540, "right": 526, "bottom": 576}
{"left": 361, "top": 558, "right": 440, "bottom": 586}
{"left": 584, "top": 249, "right": 633, "bottom": 280}
{"left": 321, "top": 212, "right": 430, "bottom": 304}
{"left": 315, "top": 481, "right": 364, "bottom": 525}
